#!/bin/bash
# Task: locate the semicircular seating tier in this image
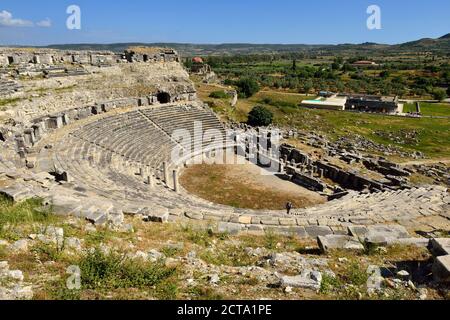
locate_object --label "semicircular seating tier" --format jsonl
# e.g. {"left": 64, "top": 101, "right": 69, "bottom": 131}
{"left": 22, "top": 104, "right": 449, "bottom": 231}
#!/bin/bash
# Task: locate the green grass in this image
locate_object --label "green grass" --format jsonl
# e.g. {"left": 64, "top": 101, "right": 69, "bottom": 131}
{"left": 161, "top": 246, "right": 181, "bottom": 258}
{"left": 32, "top": 241, "right": 65, "bottom": 262}
{"left": 0, "top": 98, "right": 22, "bottom": 107}
{"left": 84, "top": 228, "right": 117, "bottom": 246}
{"left": 264, "top": 230, "right": 279, "bottom": 250}
{"left": 209, "top": 90, "right": 229, "bottom": 99}
{"left": 0, "top": 196, "right": 56, "bottom": 240}
{"left": 250, "top": 96, "right": 450, "bottom": 158}
{"left": 77, "top": 248, "right": 177, "bottom": 291}
{"left": 181, "top": 224, "right": 215, "bottom": 247}
{"left": 403, "top": 102, "right": 450, "bottom": 117}
{"left": 200, "top": 246, "right": 257, "bottom": 267}
{"left": 0, "top": 97, "right": 23, "bottom": 111}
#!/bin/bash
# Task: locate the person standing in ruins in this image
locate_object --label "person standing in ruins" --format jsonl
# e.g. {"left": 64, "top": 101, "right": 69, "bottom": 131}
{"left": 286, "top": 201, "right": 293, "bottom": 214}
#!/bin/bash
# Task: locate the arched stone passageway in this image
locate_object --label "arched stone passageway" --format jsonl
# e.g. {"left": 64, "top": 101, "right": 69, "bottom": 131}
{"left": 157, "top": 92, "right": 171, "bottom": 104}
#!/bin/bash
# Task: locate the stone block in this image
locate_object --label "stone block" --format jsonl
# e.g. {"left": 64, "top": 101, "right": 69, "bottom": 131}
{"left": 431, "top": 238, "right": 450, "bottom": 256}
{"left": 318, "top": 235, "right": 364, "bottom": 253}
{"left": 432, "top": 255, "right": 450, "bottom": 283}
{"left": 305, "top": 225, "right": 333, "bottom": 238}
{"left": 349, "top": 224, "right": 410, "bottom": 246}
{"left": 217, "top": 222, "right": 242, "bottom": 235}
{"left": 50, "top": 195, "right": 82, "bottom": 216}
{"left": 394, "top": 238, "right": 431, "bottom": 248}
{"left": 122, "top": 205, "right": 142, "bottom": 215}
{"left": 269, "top": 226, "right": 308, "bottom": 238}
{"left": 142, "top": 206, "right": 169, "bottom": 223}
{"left": 279, "top": 270, "right": 322, "bottom": 290}
{"left": 185, "top": 211, "right": 203, "bottom": 220}
{"left": 296, "top": 218, "right": 309, "bottom": 226}
{"left": 248, "top": 215, "right": 261, "bottom": 225}
{"left": 86, "top": 211, "right": 108, "bottom": 226}
{"left": 279, "top": 218, "right": 297, "bottom": 226}
{"left": 203, "top": 212, "right": 223, "bottom": 221}
{"left": 0, "top": 185, "right": 32, "bottom": 202}
{"left": 260, "top": 217, "right": 280, "bottom": 226}
{"left": 348, "top": 225, "right": 368, "bottom": 238}
{"left": 238, "top": 216, "right": 252, "bottom": 224}
{"left": 247, "top": 224, "right": 265, "bottom": 233}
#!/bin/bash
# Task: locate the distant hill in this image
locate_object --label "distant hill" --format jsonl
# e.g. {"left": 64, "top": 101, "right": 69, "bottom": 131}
{"left": 33, "top": 33, "right": 450, "bottom": 56}
{"left": 396, "top": 34, "right": 450, "bottom": 51}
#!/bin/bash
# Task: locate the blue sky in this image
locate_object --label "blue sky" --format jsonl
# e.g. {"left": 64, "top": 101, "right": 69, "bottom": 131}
{"left": 0, "top": 0, "right": 449, "bottom": 46}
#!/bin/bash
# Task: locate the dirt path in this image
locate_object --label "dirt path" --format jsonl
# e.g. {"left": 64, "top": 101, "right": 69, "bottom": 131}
{"left": 260, "top": 90, "right": 310, "bottom": 97}
{"left": 399, "top": 159, "right": 450, "bottom": 166}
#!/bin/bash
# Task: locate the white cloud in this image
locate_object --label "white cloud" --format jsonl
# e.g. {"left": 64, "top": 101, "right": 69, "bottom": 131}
{"left": 0, "top": 10, "right": 33, "bottom": 27}
{"left": 36, "top": 18, "right": 52, "bottom": 28}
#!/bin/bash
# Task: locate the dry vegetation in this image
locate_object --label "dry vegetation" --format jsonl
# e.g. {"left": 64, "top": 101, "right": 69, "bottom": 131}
{"left": 180, "top": 163, "right": 325, "bottom": 210}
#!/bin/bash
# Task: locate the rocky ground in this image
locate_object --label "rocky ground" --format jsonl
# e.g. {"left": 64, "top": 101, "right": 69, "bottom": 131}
{"left": 0, "top": 196, "right": 448, "bottom": 300}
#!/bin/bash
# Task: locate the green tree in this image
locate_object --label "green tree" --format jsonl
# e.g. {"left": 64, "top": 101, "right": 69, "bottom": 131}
{"left": 302, "top": 80, "right": 313, "bottom": 94}
{"left": 235, "top": 78, "right": 260, "bottom": 98}
{"left": 292, "top": 59, "right": 297, "bottom": 72}
{"left": 184, "top": 58, "right": 193, "bottom": 69}
{"left": 379, "top": 70, "right": 390, "bottom": 78}
{"left": 247, "top": 106, "right": 273, "bottom": 127}
{"left": 432, "top": 88, "right": 448, "bottom": 101}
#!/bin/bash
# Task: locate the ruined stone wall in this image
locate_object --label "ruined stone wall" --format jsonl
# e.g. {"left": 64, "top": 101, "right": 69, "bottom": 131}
{"left": 280, "top": 144, "right": 388, "bottom": 192}
{"left": 0, "top": 48, "right": 179, "bottom": 68}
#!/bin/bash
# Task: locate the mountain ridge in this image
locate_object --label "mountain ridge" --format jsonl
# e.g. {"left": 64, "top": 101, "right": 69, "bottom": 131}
{"left": 2, "top": 34, "right": 449, "bottom": 56}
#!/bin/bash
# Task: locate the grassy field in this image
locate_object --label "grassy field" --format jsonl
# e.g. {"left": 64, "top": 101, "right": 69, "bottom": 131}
{"left": 198, "top": 82, "right": 450, "bottom": 159}
{"left": 403, "top": 102, "right": 450, "bottom": 117}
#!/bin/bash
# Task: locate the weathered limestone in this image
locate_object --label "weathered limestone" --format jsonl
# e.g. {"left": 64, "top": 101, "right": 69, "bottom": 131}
{"left": 279, "top": 270, "right": 322, "bottom": 290}
{"left": 163, "top": 162, "right": 169, "bottom": 185}
{"left": 305, "top": 226, "right": 333, "bottom": 238}
{"left": 173, "top": 170, "right": 179, "bottom": 193}
{"left": 146, "top": 175, "right": 155, "bottom": 187}
{"left": 366, "top": 265, "right": 384, "bottom": 295}
{"left": 48, "top": 195, "right": 82, "bottom": 216}
{"left": 142, "top": 206, "right": 169, "bottom": 223}
{"left": 217, "top": 222, "right": 243, "bottom": 235}
{"left": 432, "top": 255, "right": 450, "bottom": 283}
{"left": 0, "top": 182, "right": 38, "bottom": 202}
{"left": 431, "top": 238, "right": 450, "bottom": 256}
{"left": 317, "top": 235, "right": 365, "bottom": 253}
{"left": 0, "top": 261, "right": 33, "bottom": 300}
{"left": 185, "top": 211, "right": 204, "bottom": 220}
{"left": 349, "top": 224, "right": 410, "bottom": 246}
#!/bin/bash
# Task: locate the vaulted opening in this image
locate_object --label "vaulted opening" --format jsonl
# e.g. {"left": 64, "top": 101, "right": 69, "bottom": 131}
{"left": 157, "top": 92, "right": 171, "bottom": 104}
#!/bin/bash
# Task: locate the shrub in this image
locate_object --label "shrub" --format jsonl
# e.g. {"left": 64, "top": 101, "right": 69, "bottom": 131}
{"left": 432, "top": 88, "right": 448, "bottom": 101}
{"left": 320, "top": 274, "right": 343, "bottom": 294}
{"left": 247, "top": 106, "right": 273, "bottom": 127}
{"left": 223, "top": 79, "right": 235, "bottom": 86}
{"left": 235, "top": 78, "right": 260, "bottom": 98}
{"left": 209, "top": 91, "right": 229, "bottom": 99}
